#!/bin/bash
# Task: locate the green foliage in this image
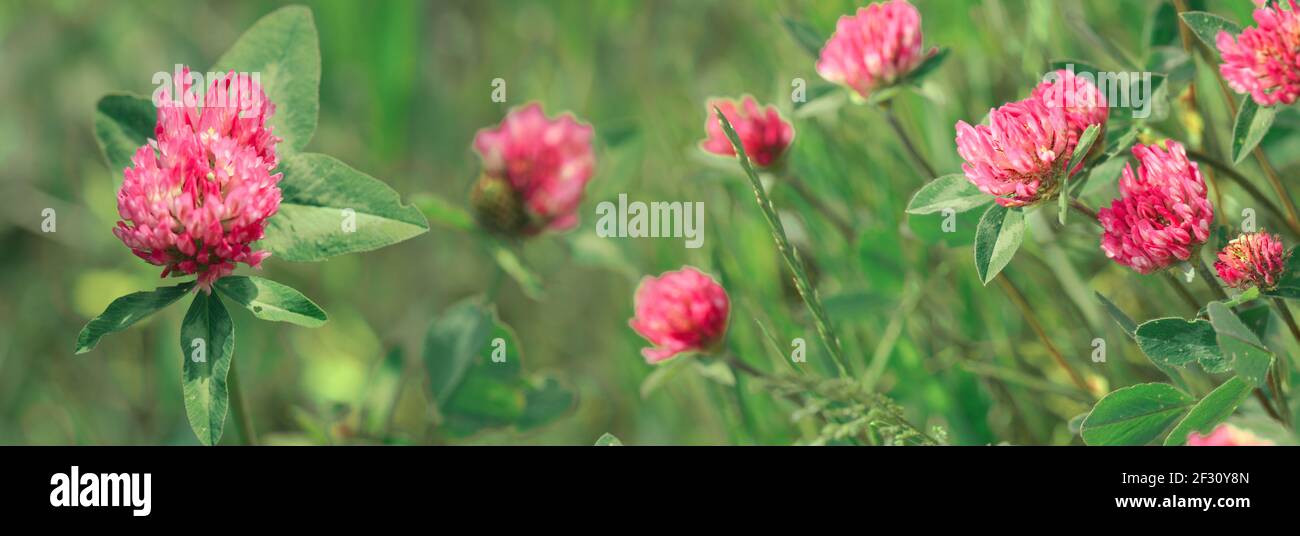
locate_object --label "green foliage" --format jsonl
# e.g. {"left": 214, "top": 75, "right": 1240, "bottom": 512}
{"left": 180, "top": 292, "right": 235, "bottom": 446}
{"left": 1135, "top": 318, "right": 1222, "bottom": 371}
{"left": 75, "top": 282, "right": 196, "bottom": 354}
{"left": 973, "top": 204, "right": 1023, "bottom": 285}
{"left": 1164, "top": 377, "right": 1252, "bottom": 446}
{"left": 211, "top": 5, "right": 320, "bottom": 153}
{"left": 1178, "top": 11, "right": 1241, "bottom": 54}
{"left": 1231, "top": 97, "right": 1277, "bottom": 164}
{"left": 905, "top": 174, "right": 988, "bottom": 215}
{"left": 93, "top": 94, "right": 155, "bottom": 183}
{"left": 262, "top": 152, "right": 428, "bottom": 261}
{"left": 1082, "top": 383, "right": 1193, "bottom": 446}
{"left": 214, "top": 276, "right": 327, "bottom": 328}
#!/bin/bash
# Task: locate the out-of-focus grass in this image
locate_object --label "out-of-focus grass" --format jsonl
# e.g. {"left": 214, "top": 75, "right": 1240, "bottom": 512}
{"left": 0, "top": 0, "right": 1278, "bottom": 445}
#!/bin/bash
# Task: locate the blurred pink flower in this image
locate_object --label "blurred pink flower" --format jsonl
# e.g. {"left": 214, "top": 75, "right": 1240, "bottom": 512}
{"left": 701, "top": 97, "right": 794, "bottom": 168}
{"left": 816, "top": 0, "right": 932, "bottom": 100}
{"left": 1031, "top": 69, "right": 1109, "bottom": 141}
{"left": 955, "top": 98, "right": 1073, "bottom": 207}
{"left": 1217, "top": 0, "right": 1300, "bottom": 106}
{"left": 629, "top": 267, "right": 730, "bottom": 364}
{"left": 1187, "top": 424, "right": 1274, "bottom": 446}
{"left": 1215, "top": 231, "right": 1289, "bottom": 289}
{"left": 114, "top": 67, "right": 282, "bottom": 292}
{"left": 1099, "top": 141, "right": 1214, "bottom": 274}
{"left": 472, "top": 103, "right": 595, "bottom": 235}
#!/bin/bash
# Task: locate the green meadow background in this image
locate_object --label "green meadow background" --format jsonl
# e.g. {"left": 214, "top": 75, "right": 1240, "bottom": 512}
{"left": 0, "top": 0, "right": 1288, "bottom": 445}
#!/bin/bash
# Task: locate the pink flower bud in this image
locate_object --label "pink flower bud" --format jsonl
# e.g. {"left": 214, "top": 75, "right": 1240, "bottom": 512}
{"left": 701, "top": 97, "right": 794, "bottom": 168}
{"left": 1215, "top": 231, "right": 1289, "bottom": 289}
{"left": 629, "top": 267, "right": 730, "bottom": 364}
{"left": 1216, "top": 0, "right": 1300, "bottom": 106}
{"left": 955, "top": 98, "right": 1073, "bottom": 207}
{"left": 113, "top": 67, "right": 282, "bottom": 292}
{"left": 816, "top": 0, "right": 932, "bottom": 101}
{"left": 472, "top": 103, "right": 595, "bottom": 236}
{"left": 1099, "top": 141, "right": 1214, "bottom": 274}
{"left": 1186, "top": 424, "right": 1274, "bottom": 446}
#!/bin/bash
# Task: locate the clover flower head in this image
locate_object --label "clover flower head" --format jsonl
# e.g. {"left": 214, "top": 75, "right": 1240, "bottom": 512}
{"left": 1098, "top": 141, "right": 1214, "bottom": 274}
{"left": 114, "top": 67, "right": 282, "bottom": 292}
{"left": 629, "top": 267, "right": 730, "bottom": 364}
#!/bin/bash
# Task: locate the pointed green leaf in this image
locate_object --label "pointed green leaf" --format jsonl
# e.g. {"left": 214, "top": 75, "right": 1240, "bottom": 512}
{"left": 1060, "top": 124, "right": 1101, "bottom": 224}
{"left": 1081, "top": 383, "right": 1194, "bottom": 445}
{"left": 1135, "top": 317, "right": 1221, "bottom": 369}
{"left": 973, "top": 203, "right": 1024, "bottom": 285}
{"left": 261, "top": 152, "right": 429, "bottom": 261}
{"left": 211, "top": 5, "right": 320, "bottom": 153}
{"left": 905, "top": 174, "right": 988, "bottom": 215}
{"left": 1164, "top": 377, "right": 1253, "bottom": 446}
{"left": 1207, "top": 302, "right": 1274, "bottom": 387}
{"left": 516, "top": 375, "right": 576, "bottom": 430}
{"left": 595, "top": 432, "right": 623, "bottom": 446}
{"left": 214, "top": 275, "right": 327, "bottom": 327}
{"left": 1231, "top": 97, "right": 1277, "bottom": 164}
{"left": 780, "top": 16, "right": 824, "bottom": 59}
{"left": 180, "top": 292, "right": 235, "bottom": 446}
{"left": 75, "top": 282, "right": 195, "bottom": 354}
{"left": 901, "top": 48, "right": 949, "bottom": 85}
{"left": 93, "top": 93, "right": 156, "bottom": 184}
{"left": 1178, "top": 12, "right": 1241, "bottom": 54}
{"left": 423, "top": 298, "right": 495, "bottom": 407}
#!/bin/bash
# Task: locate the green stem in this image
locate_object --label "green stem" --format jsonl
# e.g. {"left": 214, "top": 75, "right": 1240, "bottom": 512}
{"left": 995, "top": 273, "right": 1092, "bottom": 395}
{"left": 228, "top": 359, "right": 257, "bottom": 446}
{"left": 879, "top": 102, "right": 937, "bottom": 179}
{"left": 780, "top": 171, "right": 856, "bottom": 240}
{"left": 1194, "top": 256, "right": 1228, "bottom": 301}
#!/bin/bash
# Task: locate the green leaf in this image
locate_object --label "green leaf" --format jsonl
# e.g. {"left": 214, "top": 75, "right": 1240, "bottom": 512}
{"left": 595, "top": 432, "right": 623, "bottom": 446}
{"left": 1098, "top": 293, "right": 1190, "bottom": 392}
{"left": 1060, "top": 124, "right": 1101, "bottom": 224}
{"left": 1178, "top": 11, "right": 1242, "bottom": 54}
{"left": 1135, "top": 318, "right": 1221, "bottom": 369}
{"left": 1231, "top": 97, "right": 1277, "bottom": 165}
{"left": 901, "top": 48, "right": 949, "bottom": 85}
{"left": 1081, "top": 383, "right": 1194, "bottom": 445}
{"left": 211, "top": 5, "right": 320, "bottom": 153}
{"left": 75, "top": 282, "right": 196, "bottom": 354}
{"left": 1144, "top": 1, "right": 1180, "bottom": 49}
{"left": 93, "top": 93, "right": 155, "bottom": 184}
{"left": 973, "top": 203, "right": 1024, "bottom": 285}
{"left": 1207, "top": 302, "right": 1274, "bottom": 387}
{"left": 905, "top": 174, "right": 988, "bottom": 215}
{"left": 780, "top": 16, "right": 824, "bottom": 59}
{"left": 180, "top": 292, "right": 235, "bottom": 446}
{"left": 423, "top": 298, "right": 495, "bottom": 407}
{"left": 1164, "top": 377, "right": 1253, "bottom": 446}
{"left": 213, "top": 275, "right": 327, "bottom": 327}
{"left": 1095, "top": 292, "right": 1138, "bottom": 337}
{"left": 516, "top": 375, "right": 576, "bottom": 430}
{"left": 261, "top": 152, "right": 429, "bottom": 261}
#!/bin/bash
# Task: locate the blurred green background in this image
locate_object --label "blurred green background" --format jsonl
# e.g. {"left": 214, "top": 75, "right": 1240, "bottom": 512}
{"left": 1, "top": 0, "right": 1290, "bottom": 445}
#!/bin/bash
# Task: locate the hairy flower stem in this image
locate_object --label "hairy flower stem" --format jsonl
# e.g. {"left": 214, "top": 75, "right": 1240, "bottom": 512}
{"left": 1183, "top": 148, "right": 1300, "bottom": 237}
{"left": 1069, "top": 199, "right": 1099, "bottom": 224}
{"left": 995, "top": 273, "right": 1092, "bottom": 395}
{"left": 1164, "top": 273, "right": 1203, "bottom": 315}
{"left": 780, "top": 172, "right": 856, "bottom": 240}
{"left": 1194, "top": 257, "right": 1229, "bottom": 301}
{"left": 879, "top": 101, "right": 937, "bottom": 179}
{"left": 228, "top": 360, "right": 257, "bottom": 446}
